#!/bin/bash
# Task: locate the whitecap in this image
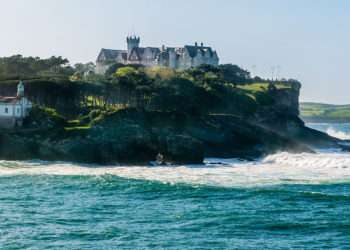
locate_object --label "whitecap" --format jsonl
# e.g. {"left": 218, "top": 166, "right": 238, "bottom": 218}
{"left": 0, "top": 151, "right": 350, "bottom": 187}
{"left": 326, "top": 127, "right": 350, "bottom": 140}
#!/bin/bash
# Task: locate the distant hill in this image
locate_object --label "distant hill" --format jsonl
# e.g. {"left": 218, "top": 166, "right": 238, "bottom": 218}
{"left": 300, "top": 102, "right": 350, "bottom": 123}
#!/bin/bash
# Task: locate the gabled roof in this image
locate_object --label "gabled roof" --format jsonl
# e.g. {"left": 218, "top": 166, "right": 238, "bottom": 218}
{"left": 184, "top": 45, "right": 214, "bottom": 58}
{"left": 0, "top": 96, "right": 20, "bottom": 104}
{"left": 128, "top": 47, "right": 161, "bottom": 61}
{"left": 97, "top": 49, "right": 127, "bottom": 62}
{"left": 128, "top": 48, "right": 142, "bottom": 61}
{"left": 145, "top": 47, "right": 161, "bottom": 53}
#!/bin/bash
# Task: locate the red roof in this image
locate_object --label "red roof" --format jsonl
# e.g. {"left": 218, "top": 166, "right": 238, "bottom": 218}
{"left": 0, "top": 96, "right": 20, "bottom": 104}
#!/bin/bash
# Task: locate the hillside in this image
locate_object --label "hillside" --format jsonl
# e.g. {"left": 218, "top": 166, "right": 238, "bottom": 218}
{"left": 0, "top": 78, "right": 341, "bottom": 164}
{"left": 300, "top": 102, "right": 350, "bottom": 123}
{"left": 0, "top": 55, "right": 345, "bottom": 164}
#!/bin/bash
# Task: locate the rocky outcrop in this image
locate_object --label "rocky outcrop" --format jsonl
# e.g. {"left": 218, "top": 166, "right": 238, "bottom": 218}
{"left": 253, "top": 83, "right": 340, "bottom": 149}
{"left": 0, "top": 108, "right": 337, "bottom": 165}
{"left": 0, "top": 84, "right": 344, "bottom": 165}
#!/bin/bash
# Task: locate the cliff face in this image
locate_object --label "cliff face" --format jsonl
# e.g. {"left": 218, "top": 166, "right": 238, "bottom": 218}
{"left": 272, "top": 87, "right": 300, "bottom": 116}
{"left": 253, "top": 83, "right": 340, "bottom": 148}
{"left": 0, "top": 110, "right": 311, "bottom": 164}
{"left": 255, "top": 82, "right": 300, "bottom": 122}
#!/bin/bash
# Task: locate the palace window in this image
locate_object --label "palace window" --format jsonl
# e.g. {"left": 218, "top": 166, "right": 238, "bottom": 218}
{"left": 5, "top": 107, "right": 8, "bottom": 113}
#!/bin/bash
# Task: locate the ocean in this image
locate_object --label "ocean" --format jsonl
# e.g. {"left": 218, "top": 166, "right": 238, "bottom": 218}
{"left": 1, "top": 124, "right": 350, "bottom": 249}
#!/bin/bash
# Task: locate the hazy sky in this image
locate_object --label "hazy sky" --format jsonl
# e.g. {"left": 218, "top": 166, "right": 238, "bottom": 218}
{"left": 0, "top": 0, "right": 349, "bottom": 103}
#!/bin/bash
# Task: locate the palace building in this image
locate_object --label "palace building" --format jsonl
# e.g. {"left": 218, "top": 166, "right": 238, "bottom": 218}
{"left": 96, "top": 36, "right": 219, "bottom": 74}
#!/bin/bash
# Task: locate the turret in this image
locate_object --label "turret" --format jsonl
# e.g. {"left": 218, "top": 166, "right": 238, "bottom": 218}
{"left": 17, "top": 80, "right": 24, "bottom": 98}
{"left": 127, "top": 36, "right": 140, "bottom": 55}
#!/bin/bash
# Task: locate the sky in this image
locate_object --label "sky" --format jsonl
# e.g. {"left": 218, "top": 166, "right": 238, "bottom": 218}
{"left": 0, "top": 0, "right": 349, "bottom": 104}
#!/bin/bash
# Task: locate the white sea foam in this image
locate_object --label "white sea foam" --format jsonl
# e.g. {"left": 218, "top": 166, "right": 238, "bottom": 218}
{"left": 326, "top": 127, "right": 350, "bottom": 140}
{"left": 0, "top": 152, "right": 350, "bottom": 187}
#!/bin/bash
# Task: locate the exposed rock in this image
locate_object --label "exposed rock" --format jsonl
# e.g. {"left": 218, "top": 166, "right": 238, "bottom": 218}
{"left": 0, "top": 86, "right": 344, "bottom": 165}
{"left": 163, "top": 134, "right": 204, "bottom": 164}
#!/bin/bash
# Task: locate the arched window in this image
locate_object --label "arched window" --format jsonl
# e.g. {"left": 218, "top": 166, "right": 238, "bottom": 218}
{"left": 5, "top": 107, "right": 8, "bottom": 114}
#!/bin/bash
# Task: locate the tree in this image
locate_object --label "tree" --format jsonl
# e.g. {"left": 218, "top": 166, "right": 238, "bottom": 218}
{"left": 115, "top": 66, "right": 138, "bottom": 78}
{"left": 218, "top": 64, "right": 252, "bottom": 84}
{"left": 0, "top": 55, "right": 73, "bottom": 79}
{"left": 105, "top": 63, "right": 125, "bottom": 76}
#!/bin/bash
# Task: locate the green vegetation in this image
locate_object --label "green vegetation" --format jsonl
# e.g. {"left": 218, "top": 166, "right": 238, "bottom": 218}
{"left": 0, "top": 55, "right": 74, "bottom": 80}
{"left": 23, "top": 106, "right": 67, "bottom": 130}
{"left": 300, "top": 102, "right": 350, "bottom": 122}
{"left": 0, "top": 55, "right": 300, "bottom": 126}
{"left": 1, "top": 55, "right": 335, "bottom": 165}
{"left": 237, "top": 82, "right": 292, "bottom": 92}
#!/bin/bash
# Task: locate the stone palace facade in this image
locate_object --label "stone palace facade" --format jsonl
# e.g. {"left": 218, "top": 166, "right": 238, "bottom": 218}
{"left": 96, "top": 36, "right": 219, "bottom": 74}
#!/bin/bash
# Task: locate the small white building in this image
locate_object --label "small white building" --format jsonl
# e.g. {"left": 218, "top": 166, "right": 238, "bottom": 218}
{"left": 0, "top": 81, "right": 32, "bottom": 128}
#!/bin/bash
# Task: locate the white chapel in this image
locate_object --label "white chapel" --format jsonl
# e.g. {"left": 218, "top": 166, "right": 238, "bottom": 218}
{"left": 0, "top": 81, "right": 32, "bottom": 128}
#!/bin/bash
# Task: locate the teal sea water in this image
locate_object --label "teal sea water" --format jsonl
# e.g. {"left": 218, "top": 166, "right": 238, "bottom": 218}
{"left": 1, "top": 123, "right": 350, "bottom": 249}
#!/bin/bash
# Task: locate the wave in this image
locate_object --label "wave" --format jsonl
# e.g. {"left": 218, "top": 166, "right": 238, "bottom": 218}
{"left": 326, "top": 127, "right": 350, "bottom": 140}
{"left": 0, "top": 151, "right": 350, "bottom": 187}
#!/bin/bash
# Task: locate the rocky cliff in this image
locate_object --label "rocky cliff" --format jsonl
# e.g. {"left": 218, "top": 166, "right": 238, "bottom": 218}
{"left": 0, "top": 110, "right": 343, "bottom": 166}
{"left": 0, "top": 81, "right": 345, "bottom": 165}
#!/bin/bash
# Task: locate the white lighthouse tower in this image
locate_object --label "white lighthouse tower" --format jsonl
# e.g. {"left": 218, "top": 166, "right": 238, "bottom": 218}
{"left": 17, "top": 80, "right": 25, "bottom": 97}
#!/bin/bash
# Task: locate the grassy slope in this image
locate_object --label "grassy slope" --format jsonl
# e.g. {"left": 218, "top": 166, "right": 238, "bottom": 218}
{"left": 237, "top": 83, "right": 292, "bottom": 91}
{"left": 300, "top": 102, "right": 350, "bottom": 122}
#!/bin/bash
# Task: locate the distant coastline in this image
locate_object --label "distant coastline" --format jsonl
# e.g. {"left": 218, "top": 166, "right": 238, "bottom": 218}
{"left": 301, "top": 102, "right": 350, "bottom": 123}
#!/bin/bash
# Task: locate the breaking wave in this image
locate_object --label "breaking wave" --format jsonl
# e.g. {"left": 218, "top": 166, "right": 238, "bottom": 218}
{"left": 0, "top": 151, "right": 350, "bottom": 187}
{"left": 326, "top": 127, "right": 350, "bottom": 140}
